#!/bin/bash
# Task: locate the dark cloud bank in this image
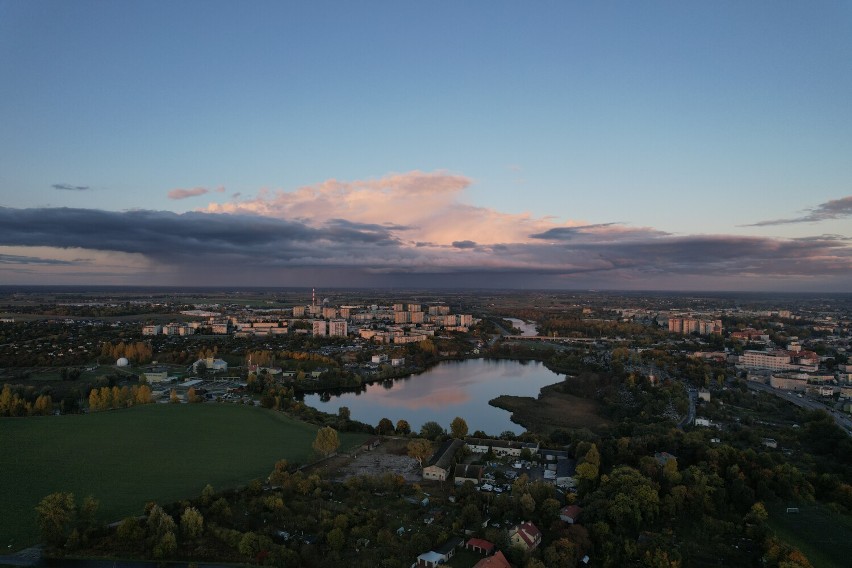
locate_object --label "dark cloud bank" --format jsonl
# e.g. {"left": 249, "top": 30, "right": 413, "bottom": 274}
{"left": 0, "top": 207, "right": 850, "bottom": 290}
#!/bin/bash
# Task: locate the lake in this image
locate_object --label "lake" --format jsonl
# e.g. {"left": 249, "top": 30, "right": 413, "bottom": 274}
{"left": 506, "top": 317, "right": 538, "bottom": 336}
{"left": 301, "top": 358, "right": 562, "bottom": 436}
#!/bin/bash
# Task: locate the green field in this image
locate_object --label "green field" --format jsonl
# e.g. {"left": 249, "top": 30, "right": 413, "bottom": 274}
{"left": 0, "top": 404, "right": 367, "bottom": 550}
{"left": 767, "top": 503, "right": 852, "bottom": 568}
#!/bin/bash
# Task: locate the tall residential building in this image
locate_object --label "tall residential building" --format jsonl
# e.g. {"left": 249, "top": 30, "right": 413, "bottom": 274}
{"left": 408, "top": 303, "right": 422, "bottom": 313}
{"left": 328, "top": 319, "right": 348, "bottom": 337}
{"left": 669, "top": 317, "right": 722, "bottom": 335}
{"left": 312, "top": 320, "right": 327, "bottom": 336}
{"left": 395, "top": 311, "right": 412, "bottom": 324}
{"left": 322, "top": 306, "right": 338, "bottom": 319}
{"left": 428, "top": 305, "right": 450, "bottom": 315}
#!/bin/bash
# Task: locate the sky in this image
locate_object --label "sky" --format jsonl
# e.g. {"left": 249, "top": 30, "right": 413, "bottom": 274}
{"left": 1, "top": 1, "right": 850, "bottom": 291}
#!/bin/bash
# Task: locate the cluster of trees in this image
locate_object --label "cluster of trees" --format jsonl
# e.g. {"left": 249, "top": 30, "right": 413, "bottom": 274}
{"left": 0, "top": 384, "right": 54, "bottom": 416}
{"left": 34, "top": 492, "right": 101, "bottom": 551}
{"left": 88, "top": 384, "right": 153, "bottom": 411}
{"left": 99, "top": 341, "right": 153, "bottom": 364}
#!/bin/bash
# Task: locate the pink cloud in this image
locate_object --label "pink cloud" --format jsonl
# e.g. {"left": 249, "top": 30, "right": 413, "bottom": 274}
{"left": 202, "top": 170, "right": 598, "bottom": 246}
{"left": 168, "top": 187, "right": 211, "bottom": 200}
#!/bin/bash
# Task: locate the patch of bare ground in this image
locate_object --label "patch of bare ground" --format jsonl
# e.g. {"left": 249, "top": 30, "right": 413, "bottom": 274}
{"left": 490, "top": 383, "right": 612, "bottom": 434}
{"left": 334, "top": 437, "right": 421, "bottom": 482}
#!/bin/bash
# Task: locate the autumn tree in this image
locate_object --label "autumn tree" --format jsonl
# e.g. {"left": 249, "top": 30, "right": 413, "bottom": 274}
{"left": 35, "top": 492, "right": 76, "bottom": 548}
{"left": 180, "top": 507, "right": 204, "bottom": 540}
{"left": 169, "top": 388, "right": 179, "bottom": 404}
{"left": 268, "top": 459, "right": 290, "bottom": 486}
{"left": 88, "top": 389, "right": 100, "bottom": 412}
{"left": 135, "top": 384, "right": 153, "bottom": 405}
{"left": 407, "top": 438, "right": 433, "bottom": 466}
{"left": 396, "top": 419, "right": 411, "bottom": 435}
{"left": 450, "top": 416, "right": 469, "bottom": 439}
{"left": 186, "top": 387, "right": 202, "bottom": 403}
{"left": 312, "top": 426, "right": 340, "bottom": 458}
{"left": 377, "top": 417, "right": 394, "bottom": 435}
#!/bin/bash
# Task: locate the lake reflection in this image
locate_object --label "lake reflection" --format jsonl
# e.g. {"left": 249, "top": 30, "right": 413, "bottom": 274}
{"left": 506, "top": 317, "right": 538, "bottom": 337}
{"left": 301, "top": 359, "right": 562, "bottom": 436}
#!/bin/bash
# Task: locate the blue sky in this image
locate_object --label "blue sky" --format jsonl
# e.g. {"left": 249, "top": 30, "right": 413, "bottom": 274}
{"left": 1, "top": 1, "right": 850, "bottom": 290}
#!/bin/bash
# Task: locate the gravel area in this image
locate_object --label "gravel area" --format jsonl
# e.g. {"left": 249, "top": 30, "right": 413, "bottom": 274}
{"left": 336, "top": 452, "right": 422, "bottom": 483}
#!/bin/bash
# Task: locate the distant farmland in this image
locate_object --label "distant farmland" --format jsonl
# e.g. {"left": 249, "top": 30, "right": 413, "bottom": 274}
{"left": 0, "top": 404, "right": 368, "bottom": 550}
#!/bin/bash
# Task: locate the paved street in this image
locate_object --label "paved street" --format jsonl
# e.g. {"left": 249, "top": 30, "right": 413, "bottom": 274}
{"left": 746, "top": 380, "right": 852, "bottom": 436}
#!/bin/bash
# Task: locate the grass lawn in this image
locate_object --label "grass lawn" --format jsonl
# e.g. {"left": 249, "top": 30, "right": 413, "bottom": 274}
{"left": 0, "top": 403, "right": 367, "bottom": 551}
{"left": 767, "top": 502, "right": 852, "bottom": 568}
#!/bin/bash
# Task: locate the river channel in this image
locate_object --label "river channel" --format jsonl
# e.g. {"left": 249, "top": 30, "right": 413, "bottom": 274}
{"left": 301, "top": 358, "right": 562, "bottom": 436}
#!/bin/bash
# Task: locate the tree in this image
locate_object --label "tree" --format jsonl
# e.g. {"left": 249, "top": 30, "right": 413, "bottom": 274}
{"left": 420, "top": 421, "right": 445, "bottom": 440}
{"left": 450, "top": 416, "right": 469, "bottom": 439}
{"left": 269, "top": 459, "right": 290, "bottom": 486}
{"left": 377, "top": 417, "right": 394, "bottom": 435}
{"left": 135, "top": 384, "right": 153, "bottom": 404}
{"left": 146, "top": 504, "right": 176, "bottom": 540}
{"left": 326, "top": 527, "right": 345, "bottom": 551}
{"left": 88, "top": 389, "right": 100, "bottom": 412}
{"left": 200, "top": 484, "right": 215, "bottom": 506}
{"left": 78, "top": 495, "right": 99, "bottom": 536}
{"left": 153, "top": 531, "right": 177, "bottom": 559}
{"left": 586, "top": 466, "right": 659, "bottom": 535}
{"left": 186, "top": 387, "right": 199, "bottom": 403}
{"left": 312, "top": 426, "right": 340, "bottom": 458}
{"left": 396, "top": 419, "right": 411, "bottom": 435}
{"left": 520, "top": 492, "right": 536, "bottom": 516}
{"left": 408, "top": 438, "right": 434, "bottom": 466}
{"left": 180, "top": 507, "right": 204, "bottom": 539}
{"left": 169, "top": 388, "right": 179, "bottom": 404}
{"left": 338, "top": 406, "right": 351, "bottom": 421}
{"left": 35, "top": 492, "right": 76, "bottom": 548}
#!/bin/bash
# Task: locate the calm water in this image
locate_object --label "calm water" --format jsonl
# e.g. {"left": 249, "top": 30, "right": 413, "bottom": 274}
{"left": 506, "top": 317, "right": 538, "bottom": 336}
{"left": 301, "top": 358, "right": 562, "bottom": 436}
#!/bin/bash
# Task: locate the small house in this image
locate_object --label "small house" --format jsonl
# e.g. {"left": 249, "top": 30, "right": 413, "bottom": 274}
{"left": 559, "top": 504, "right": 582, "bottom": 524}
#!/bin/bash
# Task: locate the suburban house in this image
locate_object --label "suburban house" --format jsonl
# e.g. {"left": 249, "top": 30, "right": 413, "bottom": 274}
{"left": 415, "top": 551, "right": 444, "bottom": 568}
{"left": 559, "top": 504, "right": 583, "bottom": 524}
{"left": 416, "top": 536, "right": 464, "bottom": 567}
{"left": 465, "top": 538, "right": 495, "bottom": 555}
{"left": 454, "top": 464, "right": 484, "bottom": 485}
{"left": 509, "top": 521, "right": 542, "bottom": 551}
{"left": 473, "top": 551, "right": 512, "bottom": 568}
{"left": 423, "top": 439, "right": 464, "bottom": 481}
{"left": 464, "top": 437, "right": 539, "bottom": 457}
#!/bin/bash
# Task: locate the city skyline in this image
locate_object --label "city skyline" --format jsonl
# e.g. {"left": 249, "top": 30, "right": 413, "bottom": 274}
{"left": 1, "top": 1, "right": 850, "bottom": 291}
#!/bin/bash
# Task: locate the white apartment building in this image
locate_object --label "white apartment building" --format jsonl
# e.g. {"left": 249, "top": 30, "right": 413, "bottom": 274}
{"left": 312, "top": 320, "right": 327, "bottom": 336}
{"left": 328, "top": 319, "right": 347, "bottom": 337}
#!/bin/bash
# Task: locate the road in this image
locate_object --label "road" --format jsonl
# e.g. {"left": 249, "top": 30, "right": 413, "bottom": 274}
{"left": 746, "top": 380, "right": 852, "bottom": 436}
{"left": 678, "top": 388, "right": 697, "bottom": 429}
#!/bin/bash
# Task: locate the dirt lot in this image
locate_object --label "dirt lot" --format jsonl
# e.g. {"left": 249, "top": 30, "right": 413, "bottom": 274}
{"left": 334, "top": 437, "right": 422, "bottom": 482}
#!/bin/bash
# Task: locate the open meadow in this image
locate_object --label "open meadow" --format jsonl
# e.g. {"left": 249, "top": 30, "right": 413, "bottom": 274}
{"left": 767, "top": 503, "right": 852, "bottom": 568}
{"left": 0, "top": 403, "right": 367, "bottom": 550}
